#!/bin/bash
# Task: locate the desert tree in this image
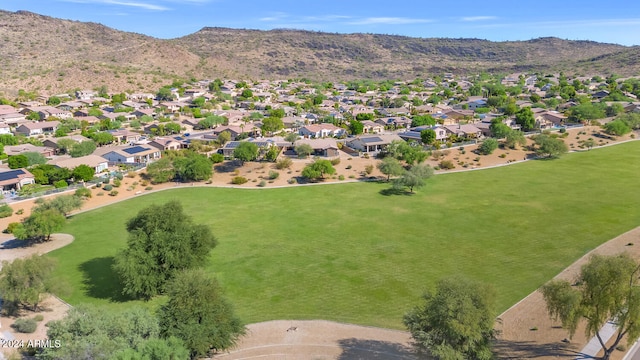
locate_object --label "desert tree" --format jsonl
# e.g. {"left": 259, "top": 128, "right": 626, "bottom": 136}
{"left": 112, "top": 201, "right": 217, "bottom": 299}
{"left": 159, "top": 269, "right": 245, "bottom": 358}
{"left": 404, "top": 276, "right": 496, "bottom": 360}
{"left": 541, "top": 254, "right": 640, "bottom": 360}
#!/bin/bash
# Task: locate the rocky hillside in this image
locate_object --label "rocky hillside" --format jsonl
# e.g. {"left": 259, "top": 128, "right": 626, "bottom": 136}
{"left": 0, "top": 10, "right": 637, "bottom": 95}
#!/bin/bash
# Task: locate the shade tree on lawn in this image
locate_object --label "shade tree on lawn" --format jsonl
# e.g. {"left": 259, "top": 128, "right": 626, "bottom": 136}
{"left": 404, "top": 276, "right": 496, "bottom": 360}
{"left": 393, "top": 164, "right": 434, "bottom": 193}
{"left": 377, "top": 156, "right": 404, "bottom": 181}
{"left": 112, "top": 201, "right": 218, "bottom": 300}
{"left": 159, "top": 269, "right": 245, "bottom": 358}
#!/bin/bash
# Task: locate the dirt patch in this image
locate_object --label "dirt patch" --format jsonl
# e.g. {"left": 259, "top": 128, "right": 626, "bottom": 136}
{"left": 0, "top": 234, "right": 74, "bottom": 359}
{"left": 211, "top": 320, "right": 420, "bottom": 360}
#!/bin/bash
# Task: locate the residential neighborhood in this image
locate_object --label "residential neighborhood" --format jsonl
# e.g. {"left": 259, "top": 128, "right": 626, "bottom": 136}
{"left": 0, "top": 72, "right": 638, "bottom": 199}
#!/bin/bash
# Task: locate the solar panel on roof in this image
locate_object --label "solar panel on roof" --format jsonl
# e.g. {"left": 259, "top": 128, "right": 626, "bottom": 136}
{"left": 361, "top": 137, "right": 383, "bottom": 144}
{"left": 0, "top": 169, "right": 25, "bottom": 182}
{"left": 122, "top": 146, "right": 149, "bottom": 154}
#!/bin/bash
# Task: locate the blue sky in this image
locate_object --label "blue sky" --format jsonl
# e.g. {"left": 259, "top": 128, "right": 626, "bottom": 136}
{"left": 3, "top": 0, "right": 640, "bottom": 46}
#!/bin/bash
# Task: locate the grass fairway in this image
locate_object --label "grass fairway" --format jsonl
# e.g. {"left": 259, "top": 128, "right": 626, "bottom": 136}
{"left": 49, "top": 141, "right": 640, "bottom": 329}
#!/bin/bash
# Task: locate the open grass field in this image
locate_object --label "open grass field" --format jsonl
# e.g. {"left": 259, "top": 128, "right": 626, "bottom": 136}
{"left": 48, "top": 142, "right": 640, "bottom": 329}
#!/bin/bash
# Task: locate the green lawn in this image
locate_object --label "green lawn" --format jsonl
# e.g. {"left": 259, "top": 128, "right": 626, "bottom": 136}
{"left": 48, "top": 141, "right": 640, "bottom": 329}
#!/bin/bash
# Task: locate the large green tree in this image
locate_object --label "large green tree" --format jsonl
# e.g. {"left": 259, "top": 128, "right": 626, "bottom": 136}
{"left": 377, "top": 157, "right": 404, "bottom": 181}
{"left": 604, "top": 119, "right": 632, "bottom": 136}
{"left": 0, "top": 255, "right": 56, "bottom": 313}
{"left": 261, "top": 117, "right": 284, "bottom": 135}
{"left": 72, "top": 164, "right": 95, "bottom": 182}
{"left": 15, "top": 208, "right": 66, "bottom": 242}
{"left": 8, "top": 154, "right": 28, "bottom": 169}
{"left": 541, "top": 254, "right": 640, "bottom": 360}
{"left": 233, "top": 142, "right": 259, "bottom": 164}
{"left": 302, "top": 159, "right": 336, "bottom": 180}
{"left": 404, "top": 276, "right": 496, "bottom": 360}
{"left": 489, "top": 121, "right": 511, "bottom": 139}
{"left": 420, "top": 129, "right": 436, "bottom": 145}
{"left": 173, "top": 154, "right": 213, "bottom": 182}
{"left": 145, "top": 157, "right": 176, "bottom": 184}
{"left": 41, "top": 305, "right": 188, "bottom": 360}
{"left": 478, "top": 138, "right": 499, "bottom": 155}
{"left": 112, "top": 201, "right": 218, "bottom": 299}
{"left": 533, "top": 134, "right": 568, "bottom": 158}
{"left": 294, "top": 143, "right": 314, "bottom": 158}
{"left": 159, "top": 269, "right": 245, "bottom": 357}
{"left": 514, "top": 107, "right": 535, "bottom": 132}
{"left": 69, "top": 140, "right": 97, "bottom": 158}
{"left": 393, "top": 164, "right": 434, "bottom": 193}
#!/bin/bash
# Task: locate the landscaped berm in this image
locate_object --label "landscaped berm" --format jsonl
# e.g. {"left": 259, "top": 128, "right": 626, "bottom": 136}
{"left": 46, "top": 141, "right": 639, "bottom": 323}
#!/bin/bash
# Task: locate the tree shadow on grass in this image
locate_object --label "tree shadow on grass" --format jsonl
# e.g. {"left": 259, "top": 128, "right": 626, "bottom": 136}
{"left": 379, "top": 188, "right": 415, "bottom": 196}
{"left": 79, "top": 256, "right": 133, "bottom": 302}
{"left": 337, "top": 338, "right": 427, "bottom": 359}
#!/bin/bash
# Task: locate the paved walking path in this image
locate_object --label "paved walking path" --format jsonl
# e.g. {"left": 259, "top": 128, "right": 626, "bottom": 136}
{"left": 575, "top": 321, "right": 617, "bottom": 359}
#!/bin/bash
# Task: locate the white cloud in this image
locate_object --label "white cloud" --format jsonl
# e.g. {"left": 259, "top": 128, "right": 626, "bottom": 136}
{"left": 461, "top": 16, "right": 497, "bottom": 22}
{"left": 259, "top": 12, "right": 288, "bottom": 22}
{"left": 59, "top": 0, "right": 169, "bottom": 11}
{"left": 348, "top": 17, "right": 433, "bottom": 25}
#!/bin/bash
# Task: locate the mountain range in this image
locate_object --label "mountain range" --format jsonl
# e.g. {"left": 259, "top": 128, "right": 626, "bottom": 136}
{"left": 1, "top": 10, "right": 639, "bottom": 95}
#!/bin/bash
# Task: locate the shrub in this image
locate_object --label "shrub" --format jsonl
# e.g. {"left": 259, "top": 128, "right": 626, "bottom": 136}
{"left": 559, "top": 127, "right": 566, "bottom": 133}
{"left": 15, "top": 209, "right": 24, "bottom": 215}
{"left": 210, "top": 153, "right": 224, "bottom": 163}
{"left": 109, "top": 190, "right": 119, "bottom": 196}
{"left": 439, "top": 160, "right": 455, "bottom": 170}
{"left": 113, "top": 178, "right": 122, "bottom": 188}
{"left": 103, "top": 184, "right": 113, "bottom": 191}
{"left": 338, "top": 175, "right": 345, "bottom": 180}
{"left": 268, "top": 170, "right": 279, "bottom": 180}
{"left": 103, "top": 177, "right": 110, "bottom": 184}
{"left": 75, "top": 187, "right": 92, "bottom": 198}
{"left": 5, "top": 222, "right": 21, "bottom": 233}
{"left": 12, "top": 318, "right": 37, "bottom": 333}
{"left": 96, "top": 192, "right": 104, "bottom": 196}
{"left": 145, "top": 186, "right": 153, "bottom": 191}
{"left": 364, "top": 164, "right": 374, "bottom": 175}
{"left": 499, "top": 154, "right": 507, "bottom": 158}
{"left": 115, "top": 173, "right": 124, "bottom": 180}
{"left": 0, "top": 204, "right": 13, "bottom": 218}
{"left": 127, "top": 171, "right": 137, "bottom": 178}
{"left": 53, "top": 180, "right": 68, "bottom": 189}
{"left": 616, "top": 344, "right": 627, "bottom": 351}
{"left": 287, "top": 178, "right": 297, "bottom": 184}
{"left": 140, "top": 180, "right": 149, "bottom": 186}
{"left": 33, "top": 315, "right": 44, "bottom": 322}
{"left": 346, "top": 165, "right": 352, "bottom": 169}
{"left": 275, "top": 158, "right": 293, "bottom": 169}
{"left": 95, "top": 182, "right": 102, "bottom": 188}
{"left": 231, "top": 176, "right": 248, "bottom": 185}
{"left": 330, "top": 158, "right": 341, "bottom": 165}
{"left": 257, "top": 180, "right": 267, "bottom": 187}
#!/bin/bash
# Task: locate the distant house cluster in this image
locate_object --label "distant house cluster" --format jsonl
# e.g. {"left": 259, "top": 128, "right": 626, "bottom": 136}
{"left": 0, "top": 71, "right": 637, "bottom": 192}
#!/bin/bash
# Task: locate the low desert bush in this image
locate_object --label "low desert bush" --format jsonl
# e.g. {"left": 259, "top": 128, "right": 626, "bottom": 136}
{"left": 231, "top": 176, "right": 248, "bottom": 185}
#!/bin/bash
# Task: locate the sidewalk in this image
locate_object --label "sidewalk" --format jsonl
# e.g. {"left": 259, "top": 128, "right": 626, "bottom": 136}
{"left": 575, "top": 321, "right": 617, "bottom": 359}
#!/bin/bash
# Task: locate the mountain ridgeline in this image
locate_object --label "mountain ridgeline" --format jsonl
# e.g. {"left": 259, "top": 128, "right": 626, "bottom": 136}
{"left": 0, "top": 10, "right": 638, "bottom": 94}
